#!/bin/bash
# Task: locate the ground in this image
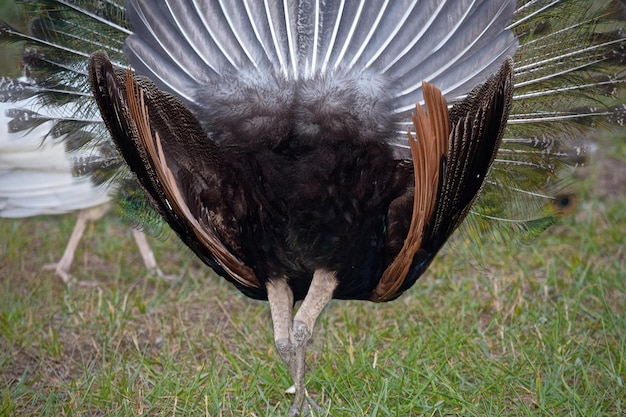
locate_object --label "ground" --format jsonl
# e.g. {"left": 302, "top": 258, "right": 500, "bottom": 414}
{"left": 0, "top": 131, "right": 624, "bottom": 416}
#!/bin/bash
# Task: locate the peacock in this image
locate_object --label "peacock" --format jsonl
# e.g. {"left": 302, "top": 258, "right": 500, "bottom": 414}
{"left": 0, "top": 99, "right": 168, "bottom": 283}
{"left": 1, "top": 0, "right": 624, "bottom": 415}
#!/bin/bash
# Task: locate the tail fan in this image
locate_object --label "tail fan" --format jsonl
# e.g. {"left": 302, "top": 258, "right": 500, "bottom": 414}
{"left": 1, "top": 0, "right": 624, "bottom": 247}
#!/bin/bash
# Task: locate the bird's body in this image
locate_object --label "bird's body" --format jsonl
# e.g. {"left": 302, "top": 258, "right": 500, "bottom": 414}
{"left": 2, "top": 0, "right": 624, "bottom": 414}
{"left": 220, "top": 133, "right": 404, "bottom": 301}
{"left": 90, "top": 50, "right": 511, "bottom": 414}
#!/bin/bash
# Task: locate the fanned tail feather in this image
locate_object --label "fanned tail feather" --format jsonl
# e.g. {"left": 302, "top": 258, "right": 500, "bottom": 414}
{"left": 463, "top": 0, "right": 625, "bottom": 244}
{"left": 1, "top": 0, "right": 625, "bottom": 248}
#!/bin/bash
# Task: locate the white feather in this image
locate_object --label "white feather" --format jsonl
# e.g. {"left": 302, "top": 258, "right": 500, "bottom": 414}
{"left": 0, "top": 101, "right": 110, "bottom": 218}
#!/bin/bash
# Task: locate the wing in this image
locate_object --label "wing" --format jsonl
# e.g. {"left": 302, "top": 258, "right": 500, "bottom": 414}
{"left": 89, "top": 51, "right": 263, "bottom": 297}
{"left": 373, "top": 58, "right": 514, "bottom": 302}
{"left": 0, "top": 101, "right": 110, "bottom": 217}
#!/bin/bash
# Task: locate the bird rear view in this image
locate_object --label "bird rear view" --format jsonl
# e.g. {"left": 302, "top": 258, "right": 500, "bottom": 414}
{"left": 1, "top": 0, "right": 624, "bottom": 415}
{"left": 89, "top": 49, "right": 512, "bottom": 413}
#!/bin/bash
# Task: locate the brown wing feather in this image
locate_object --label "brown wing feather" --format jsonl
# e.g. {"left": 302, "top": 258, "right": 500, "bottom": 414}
{"left": 430, "top": 58, "right": 513, "bottom": 239}
{"left": 123, "top": 70, "right": 259, "bottom": 288}
{"left": 372, "top": 58, "right": 514, "bottom": 302}
{"left": 371, "top": 82, "right": 450, "bottom": 302}
{"left": 89, "top": 52, "right": 260, "bottom": 289}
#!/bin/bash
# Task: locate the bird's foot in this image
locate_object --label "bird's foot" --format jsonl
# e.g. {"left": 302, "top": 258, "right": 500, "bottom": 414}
{"left": 287, "top": 321, "right": 322, "bottom": 416}
{"left": 42, "top": 263, "right": 99, "bottom": 287}
{"left": 149, "top": 265, "right": 180, "bottom": 282}
{"left": 42, "top": 262, "right": 72, "bottom": 284}
{"left": 288, "top": 390, "right": 324, "bottom": 417}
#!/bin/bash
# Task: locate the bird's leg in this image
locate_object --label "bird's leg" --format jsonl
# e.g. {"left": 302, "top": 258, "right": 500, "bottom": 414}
{"left": 266, "top": 278, "right": 296, "bottom": 381}
{"left": 130, "top": 228, "right": 177, "bottom": 281}
{"left": 43, "top": 208, "right": 101, "bottom": 283}
{"left": 43, "top": 210, "right": 87, "bottom": 283}
{"left": 131, "top": 228, "right": 158, "bottom": 271}
{"left": 289, "top": 269, "right": 338, "bottom": 416}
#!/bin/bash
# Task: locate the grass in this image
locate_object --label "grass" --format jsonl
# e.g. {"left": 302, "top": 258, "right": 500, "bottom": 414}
{"left": 0, "top": 0, "right": 26, "bottom": 78}
{"left": 1, "top": 130, "right": 625, "bottom": 416}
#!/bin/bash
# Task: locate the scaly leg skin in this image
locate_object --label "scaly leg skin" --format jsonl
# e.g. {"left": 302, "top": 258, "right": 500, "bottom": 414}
{"left": 288, "top": 269, "right": 338, "bottom": 417}
{"left": 267, "top": 278, "right": 296, "bottom": 385}
{"left": 289, "top": 320, "right": 322, "bottom": 416}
